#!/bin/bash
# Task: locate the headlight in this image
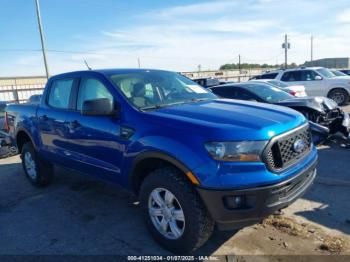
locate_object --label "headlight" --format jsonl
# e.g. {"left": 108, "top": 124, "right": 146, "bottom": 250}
{"left": 204, "top": 141, "right": 268, "bottom": 162}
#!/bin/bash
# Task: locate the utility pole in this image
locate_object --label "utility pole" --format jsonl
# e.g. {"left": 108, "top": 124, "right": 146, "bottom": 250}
{"left": 238, "top": 54, "right": 241, "bottom": 82}
{"left": 35, "top": 0, "right": 49, "bottom": 79}
{"left": 282, "top": 34, "right": 290, "bottom": 69}
{"left": 310, "top": 35, "right": 313, "bottom": 62}
{"left": 137, "top": 57, "right": 141, "bottom": 68}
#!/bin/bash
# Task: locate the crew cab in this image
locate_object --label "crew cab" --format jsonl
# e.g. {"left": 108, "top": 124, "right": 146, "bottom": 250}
{"left": 256, "top": 67, "right": 350, "bottom": 105}
{"left": 5, "top": 69, "right": 318, "bottom": 253}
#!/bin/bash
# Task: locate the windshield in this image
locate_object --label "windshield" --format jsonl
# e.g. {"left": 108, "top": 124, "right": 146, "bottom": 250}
{"left": 316, "top": 68, "right": 336, "bottom": 78}
{"left": 109, "top": 70, "right": 216, "bottom": 110}
{"left": 244, "top": 83, "right": 294, "bottom": 103}
{"left": 267, "top": 80, "right": 289, "bottom": 88}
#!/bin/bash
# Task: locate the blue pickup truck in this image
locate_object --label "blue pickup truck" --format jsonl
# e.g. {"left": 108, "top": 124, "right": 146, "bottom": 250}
{"left": 6, "top": 69, "right": 317, "bottom": 253}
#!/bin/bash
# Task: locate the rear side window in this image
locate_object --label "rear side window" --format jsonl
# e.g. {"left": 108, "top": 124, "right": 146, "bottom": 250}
{"left": 211, "top": 87, "right": 235, "bottom": 98}
{"left": 77, "top": 78, "right": 113, "bottom": 110}
{"left": 260, "top": 73, "right": 278, "bottom": 79}
{"left": 281, "top": 71, "right": 301, "bottom": 82}
{"left": 48, "top": 79, "right": 74, "bottom": 109}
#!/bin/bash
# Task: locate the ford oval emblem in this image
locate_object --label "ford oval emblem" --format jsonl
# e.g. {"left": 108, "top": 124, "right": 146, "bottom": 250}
{"left": 293, "top": 139, "right": 306, "bottom": 153}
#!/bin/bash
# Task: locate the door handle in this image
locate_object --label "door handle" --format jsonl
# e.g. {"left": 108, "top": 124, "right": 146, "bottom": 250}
{"left": 67, "top": 120, "right": 81, "bottom": 129}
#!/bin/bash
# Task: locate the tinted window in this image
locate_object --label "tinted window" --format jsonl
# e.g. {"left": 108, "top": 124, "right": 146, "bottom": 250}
{"left": 281, "top": 71, "right": 301, "bottom": 82}
{"left": 211, "top": 87, "right": 235, "bottom": 98}
{"left": 77, "top": 78, "right": 113, "bottom": 110}
{"left": 260, "top": 73, "right": 278, "bottom": 79}
{"left": 234, "top": 88, "right": 257, "bottom": 100}
{"left": 48, "top": 79, "right": 74, "bottom": 109}
{"left": 300, "top": 70, "right": 320, "bottom": 81}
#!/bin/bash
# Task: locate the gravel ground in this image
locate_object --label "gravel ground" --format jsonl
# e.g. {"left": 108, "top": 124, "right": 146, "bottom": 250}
{"left": 0, "top": 106, "right": 349, "bottom": 258}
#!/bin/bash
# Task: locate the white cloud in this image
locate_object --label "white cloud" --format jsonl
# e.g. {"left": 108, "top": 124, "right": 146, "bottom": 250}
{"left": 336, "top": 8, "right": 350, "bottom": 23}
{"left": 1, "top": 0, "right": 350, "bottom": 76}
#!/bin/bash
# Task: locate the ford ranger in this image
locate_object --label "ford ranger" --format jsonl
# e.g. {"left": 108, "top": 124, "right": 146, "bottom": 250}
{"left": 5, "top": 69, "right": 318, "bottom": 253}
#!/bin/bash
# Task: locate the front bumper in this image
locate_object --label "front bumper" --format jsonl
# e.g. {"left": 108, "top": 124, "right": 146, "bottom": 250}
{"left": 197, "top": 158, "right": 317, "bottom": 230}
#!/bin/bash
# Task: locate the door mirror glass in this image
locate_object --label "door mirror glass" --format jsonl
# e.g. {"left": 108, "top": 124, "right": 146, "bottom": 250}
{"left": 81, "top": 98, "right": 115, "bottom": 116}
{"left": 314, "top": 75, "right": 322, "bottom": 80}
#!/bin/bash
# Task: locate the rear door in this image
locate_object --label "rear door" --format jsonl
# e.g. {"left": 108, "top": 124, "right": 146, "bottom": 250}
{"left": 37, "top": 78, "right": 77, "bottom": 164}
{"left": 64, "top": 76, "right": 126, "bottom": 182}
{"left": 280, "top": 70, "right": 323, "bottom": 96}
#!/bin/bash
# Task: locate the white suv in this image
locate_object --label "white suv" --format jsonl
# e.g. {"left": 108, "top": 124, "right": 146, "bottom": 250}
{"left": 257, "top": 67, "right": 350, "bottom": 105}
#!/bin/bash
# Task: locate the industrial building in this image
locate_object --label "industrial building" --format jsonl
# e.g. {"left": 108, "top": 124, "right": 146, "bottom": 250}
{"left": 304, "top": 57, "right": 350, "bottom": 69}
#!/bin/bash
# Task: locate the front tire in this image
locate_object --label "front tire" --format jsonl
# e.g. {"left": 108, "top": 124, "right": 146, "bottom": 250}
{"left": 21, "top": 142, "right": 54, "bottom": 187}
{"left": 140, "top": 167, "right": 214, "bottom": 254}
{"left": 328, "top": 88, "right": 349, "bottom": 106}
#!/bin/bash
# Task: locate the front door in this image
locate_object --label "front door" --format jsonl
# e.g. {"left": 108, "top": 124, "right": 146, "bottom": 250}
{"left": 64, "top": 77, "right": 127, "bottom": 183}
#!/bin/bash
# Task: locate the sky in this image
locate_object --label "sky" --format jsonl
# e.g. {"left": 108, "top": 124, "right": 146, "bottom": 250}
{"left": 0, "top": 0, "right": 350, "bottom": 77}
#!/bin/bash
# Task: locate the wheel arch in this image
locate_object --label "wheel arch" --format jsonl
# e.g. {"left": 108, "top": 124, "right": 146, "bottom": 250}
{"left": 129, "top": 151, "right": 199, "bottom": 194}
{"left": 15, "top": 128, "right": 35, "bottom": 153}
{"left": 327, "top": 87, "right": 350, "bottom": 97}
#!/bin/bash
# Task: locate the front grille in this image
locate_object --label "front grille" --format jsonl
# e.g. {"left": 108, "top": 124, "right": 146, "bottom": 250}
{"left": 263, "top": 124, "right": 312, "bottom": 172}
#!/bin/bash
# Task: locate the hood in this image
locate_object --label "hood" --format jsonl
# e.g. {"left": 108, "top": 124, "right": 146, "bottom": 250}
{"left": 145, "top": 99, "right": 306, "bottom": 141}
{"left": 276, "top": 96, "right": 338, "bottom": 112}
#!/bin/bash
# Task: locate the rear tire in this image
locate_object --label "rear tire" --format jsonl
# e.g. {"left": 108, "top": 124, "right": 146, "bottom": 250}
{"left": 140, "top": 167, "right": 215, "bottom": 254}
{"left": 21, "top": 142, "right": 54, "bottom": 187}
{"left": 328, "top": 88, "right": 349, "bottom": 106}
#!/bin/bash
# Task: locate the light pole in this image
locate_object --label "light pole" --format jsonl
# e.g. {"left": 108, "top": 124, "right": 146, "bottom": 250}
{"left": 311, "top": 35, "right": 314, "bottom": 62}
{"left": 35, "top": 0, "right": 49, "bottom": 79}
{"left": 282, "top": 34, "right": 290, "bottom": 69}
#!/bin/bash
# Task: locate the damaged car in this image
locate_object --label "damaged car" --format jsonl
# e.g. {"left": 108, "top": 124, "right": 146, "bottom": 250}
{"left": 210, "top": 82, "right": 350, "bottom": 144}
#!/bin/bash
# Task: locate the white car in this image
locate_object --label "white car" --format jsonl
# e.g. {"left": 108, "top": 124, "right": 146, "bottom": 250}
{"left": 249, "top": 79, "right": 307, "bottom": 97}
{"left": 256, "top": 67, "right": 350, "bottom": 105}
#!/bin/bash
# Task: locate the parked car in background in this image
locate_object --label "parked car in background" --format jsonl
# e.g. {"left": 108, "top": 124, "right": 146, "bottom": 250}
{"left": 0, "top": 102, "right": 6, "bottom": 130}
{"left": 249, "top": 71, "right": 279, "bottom": 80}
{"left": 28, "top": 94, "right": 42, "bottom": 104}
{"left": 210, "top": 82, "right": 350, "bottom": 144}
{"left": 249, "top": 79, "right": 307, "bottom": 97}
{"left": 331, "top": 69, "right": 349, "bottom": 77}
{"left": 340, "top": 69, "right": 350, "bottom": 76}
{"left": 5, "top": 69, "right": 317, "bottom": 253}
{"left": 0, "top": 101, "right": 17, "bottom": 158}
{"left": 193, "top": 77, "right": 220, "bottom": 88}
{"left": 255, "top": 67, "right": 350, "bottom": 105}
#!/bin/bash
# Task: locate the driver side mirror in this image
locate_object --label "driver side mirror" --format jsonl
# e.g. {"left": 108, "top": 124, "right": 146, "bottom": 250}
{"left": 81, "top": 98, "right": 117, "bottom": 116}
{"left": 314, "top": 75, "right": 322, "bottom": 80}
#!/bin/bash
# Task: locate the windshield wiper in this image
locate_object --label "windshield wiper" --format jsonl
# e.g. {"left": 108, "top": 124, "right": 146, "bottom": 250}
{"left": 141, "top": 101, "right": 188, "bottom": 111}
{"left": 189, "top": 98, "right": 211, "bottom": 103}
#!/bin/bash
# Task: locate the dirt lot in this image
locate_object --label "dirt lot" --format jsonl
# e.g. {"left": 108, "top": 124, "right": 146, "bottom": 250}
{"left": 0, "top": 106, "right": 349, "bottom": 259}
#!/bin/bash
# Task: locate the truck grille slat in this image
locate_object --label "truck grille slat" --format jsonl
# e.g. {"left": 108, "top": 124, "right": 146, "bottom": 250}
{"left": 263, "top": 124, "right": 312, "bottom": 172}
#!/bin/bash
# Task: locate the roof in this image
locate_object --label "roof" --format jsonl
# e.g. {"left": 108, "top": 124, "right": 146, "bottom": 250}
{"left": 261, "top": 67, "right": 326, "bottom": 75}
{"left": 50, "top": 68, "right": 172, "bottom": 80}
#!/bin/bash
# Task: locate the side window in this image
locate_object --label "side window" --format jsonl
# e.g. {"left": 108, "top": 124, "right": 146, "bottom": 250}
{"left": 77, "top": 78, "right": 113, "bottom": 110}
{"left": 300, "top": 70, "right": 318, "bottom": 81}
{"left": 48, "top": 79, "right": 74, "bottom": 109}
{"left": 235, "top": 89, "right": 256, "bottom": 100}
{"left": 281, "top": 71, "right": 301, "bottom": 82}
{"left": 211, "top": 87, "right": 235, "bottom": 98}
{"left": 260, "top": 73, "right": 278, "bottom": 79}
